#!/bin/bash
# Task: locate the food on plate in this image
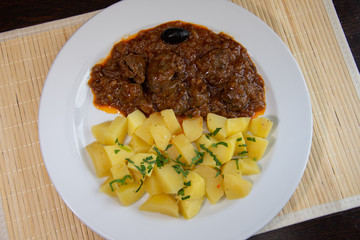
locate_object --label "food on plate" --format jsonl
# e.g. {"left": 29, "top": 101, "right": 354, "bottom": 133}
{"left": 85, "top": 109, "right": 273, "bottom": 219}
{"left": 88, "top": 21, "right": 265, "bottom": 119}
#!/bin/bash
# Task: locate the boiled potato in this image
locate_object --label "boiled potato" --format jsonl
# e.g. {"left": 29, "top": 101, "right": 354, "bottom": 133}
{"left": 115, "top": 181, "right": 145, "bottom": 206}
{"left": 201, "top": 137, "right": 236, "bottom": 165}
{"left": 144, "top": 174, "right": 163, "bottom": 195}
{"left": 182, "top": 116, "right": 203, "bottom": 142}
{"left": 244, "top": 133, "right": 268, "bottom": 160}
{"left": 127, "top": 110, "right": 146, "bottom": 136}
{"left": 86, "top": 141, "right": 111, "bottom": 178}
{"left": 129, "top": 135, "right": 151, "bottom": 153}
{"left": 160, "top": 109, "right": 182, "bottom": 135}
{"left": 110, "top": 164, "right": 133, "bottom": 182}
{"left": 134, "top": 118, "right": 154, "bottom": 145}
{"left": 129, "top": 168, "right": 146, "bottom": 184}
{"left": 206, "top": 113, "right": 227, "bottom": 140}
{"left": 126, "top": 153, "right": 156, "bottom": 177}
{"left": 149, "top": 112, "right": 166, "bottom": 127}
{"left": 223, "top": 174, "right": 252, "bottom": 200}
{"left": 226, "top": 117, "right": 251, "bottom": 136}
{"left": 171, "top": 134, "right": 197, "bottom": 165}
{"left": 230, "top": 132, "right": 247, "bottom": 157}
{"left": 153, "top": 163, "right": 183, "bottom": 194}
{"left": 91, "top": 121, "right": 111, "bottom": 144}
{"left": 239, "top": 157, "right": 261, "bottom": 175}
{"left": 178, "top": 171, "right": 205, "bottom": 200}
{"left": 221, "top": 160, "right": 242, "bottom": 177}
{"left": 150, "top": 124, "right": 172, "bottom": 151}
{"left": 195, "top": 133, "right": 216, "bottom": 150}
{"left": 103, "top": 116, "right": 127, "bottom": 145}
{"left": 249, "top": 117, "right": 273, "bottom": 138}
{"left": 193, "top": 166, "right": 224, "bottom": 204}
{"left": 100, "top": 176, "right": 117, "bottom": 197}
{"left": 139, "top": 193, "right": 179, "bottom": 218}
{"left": 104, "top": 144, "right": 134, "bottom": 167}
{"left": 179, "top": 197, "right": 204, "bottom": 219}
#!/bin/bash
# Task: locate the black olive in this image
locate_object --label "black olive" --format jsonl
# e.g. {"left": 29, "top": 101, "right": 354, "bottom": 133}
{"left": 161, "top": 28, "right": 190, "bottom": 44}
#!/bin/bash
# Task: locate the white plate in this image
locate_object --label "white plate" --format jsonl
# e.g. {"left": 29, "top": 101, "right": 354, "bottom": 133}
{"left": 38, "top": 0, "right": 312, "bottom": 239}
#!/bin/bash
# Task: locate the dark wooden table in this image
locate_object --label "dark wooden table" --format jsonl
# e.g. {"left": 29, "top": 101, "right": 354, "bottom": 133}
{"left": 1, "top": 0, "right": 359, "bottom": 239}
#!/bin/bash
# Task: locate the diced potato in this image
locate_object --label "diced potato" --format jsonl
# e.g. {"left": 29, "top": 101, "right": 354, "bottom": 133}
{"left": 203, "top": 137, "right": 236, "bottom": 165}
{"left": 129, "top": 135, "right": 151, "bottom": 153}
{"left": 144, "top": 174, "right": 163, "bottom": 195}
{"left": 171, "top": 134, "right": 196, "bottom": 165}
{"left": 110, "top": 164, "right": 133, "bottom": 182}
{"left": 221, "top": 160, "right": 242, "bottom": 177}
{"left": 244, "top": 133, "right": 268, "bottom": 160}
{"left": 127, "top": 110, "right": 146, "bottom": 136}
{"left": 178, "top": 171, "right": 205, "bottom": 200}
{"left": 127, "top": 153, "right": 156, "bottom": 177}
{"left": 100, "top": 176, "right": 117, "bottom": 197}
{"left": 150, "top": 124, "right": 172, "bottom": 151}
{"left": 86, "top": 141, "right": 111, "bottom": 178}
{"left": 195, "top": 133, "right": 216, "bottom": 150}
{"left": 103, "top": 116, "right": 127, "bottom": 145}
{"left": 193, "top": 166, "right": 223, "bottom": 204}
{"left": 239, "top": 157, "right": 261, "bottom": 175}
{"left": 164, "top": 143, "right": 183, "bottom": 161}
{"left": 226, "top": 117, "right": 251, "bottom": 136}
{"left": 182, "top": 116, "right": 203, "bottom": 142}
{"left": 206, "top": 113, "right": 227, "bottom": 140}
{"left": 139, "top": 193, "right": 179, "bottom": 218}
{"left": 160, "top": 109, "right": 182, "bottom": 135}
{"left": 149, "top": 112, "right": 166, "bottom": 127}
{"left": 154, "top": 164, "right": 183, "bottom": 194}
{"left": 134, "top": 118, "right": 154, "bottom": 145}
{"left": 179, "top": 197, "right": 204, "bottom": 220}
{"left": 229, "top": 132, "right": 247, "bottom": 157}
{"left": 223, "top": 174, "right": 252, "bottom": 200}
{"left": 200, "top": 152, "right": 217, "bottom": 168}
{"left": 91, "top": 121, "right": 111, "bottom": 144}
{"left": 249, "top": 117, "right": 273, "bottom": 138}
{"left": 114, "top": 181, "right": 145, "bottom": 206}
{"left": 104, "top": 144, "right": 134, "bottom": 167}
{"left": 129, "top": 168, "right": 146, "bottom": 184}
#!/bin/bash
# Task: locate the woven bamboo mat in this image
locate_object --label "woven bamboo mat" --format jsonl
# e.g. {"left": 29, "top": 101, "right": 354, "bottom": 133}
{"left": 0, "top": 0, "right": 359, "bottom": 239}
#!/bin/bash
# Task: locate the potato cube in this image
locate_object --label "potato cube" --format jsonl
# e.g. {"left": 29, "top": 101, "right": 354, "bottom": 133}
{"left": 144, "top": 174, "right": 163, "bottom": 195}
{"left": 171, "top": 134, "right": 197, "bottom": 165}
{"left": 103, "top": 116, "right": 127, "bottom": 145}
{"left": 114, "top": 181, "right": 145, "bottom": 206}
{"left": 110, "top": 164, "right": 133, "bottom": 182}
{"left": 134, "top": 118, "right": 154, "bottom": 145}
{"left": 149, "top": 112, "right": 166, "bottom": 127}
{"left": 244, "top": 133, "right": 268, "bottom": 160}
{"left": 164, "top": 143, "right": 182, "bottom": 161}
{"left": 150, "top": 124, "right": 172, "bottom": 151}
{"left": 127, "top": 110, "right": 146, "bottom": 136}
{"left": 195, "top": 133, "right": 216, "bottom": 150}
{"left": 127, "top": 153, "right": 156, "bottom": 177}
{"left": 179, "top": 197, "right": 204, "bottom": 219}
{"left": 139, "top": 193, "right": 179, "bottom": 218}
{"left": 193, "top": 166, "right": 223, "bottom": 204}
{"left": 129, "top": 135, "right": 151, "bottom": 153}
{"left": 104, "top": 144, "right": 134, "bottom": 167}
{"left": 206, "top": 113, "right": 227, "bottom": 140}
{"left": 154, "top": 164, "right": 183, "bottom": 194}
{"left": 161, "top": 109, "right": 182, "bottom": 135}
{"left": 239, "top": 157, "right": 261, "bottom": 175}
{"left": 226, "top": 117, "right": 251, "bottom": 136}
{"left": 178, "top": 171, "right": 205, "bottom": 200}
{"left": 230, "top": 132, "right": 247, "bottom": 157}
{"left": 91, "top": 121, "right": 111, "bottom": 144}
{"left": 221, "top": 160, "right": 242, "bottom": 177}
{"left": 86, "top": 141, "right": 111, "bottom": 178}
{"left": 100, "top": 176, "right": 117, "bottom": 197}
{"left": 223, "top": 174, "right": 252, "bottom": 200}
{"left": 182, "top": 116, "right": 203, "bottom": 142}
{"left": 201, "top": 137, "right": 236, "bottom": 165}
{"left": 129, "top": 168, "right": 146, "bottom": 184}
{"left": 249, "top": 117, "right": 273, "bottom": 138}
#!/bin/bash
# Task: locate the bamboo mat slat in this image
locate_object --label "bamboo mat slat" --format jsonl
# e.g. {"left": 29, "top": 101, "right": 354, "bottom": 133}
{"left": 0, "top": 0, "right": 359, "bottom": 239}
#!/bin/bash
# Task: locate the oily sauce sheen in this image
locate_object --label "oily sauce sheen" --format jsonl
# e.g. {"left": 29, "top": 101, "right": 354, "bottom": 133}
{"left": 88, "top": 21, "right": 266, "bottom": 118}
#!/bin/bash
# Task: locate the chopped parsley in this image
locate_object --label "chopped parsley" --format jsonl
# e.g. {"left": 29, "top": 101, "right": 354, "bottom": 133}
{"left": 135, "top": 179, "right": 144, "bottom": 193}
{"left": 191, "top": 150, "right": 204, "bottom": 165}
{"left": 109, "top": 175, "right": 132, "bottom": 191}
{"left": 114, "top": 138, "right": 132, "bottom": 152}
{"left": 199, "top": 144, "right": 222, "bottom": 167}
{"left": 205, "top": 127, "right": 222, "bottom": 139}
{"left": 211, "top": 141, "right": 228, "bottom": 148}
{"left": 246, "top": 137, "right": 256, "bottom": 142}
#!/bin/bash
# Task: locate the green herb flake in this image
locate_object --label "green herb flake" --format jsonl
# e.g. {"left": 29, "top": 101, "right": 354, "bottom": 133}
{"left": 165, "top": 144, "right": 173, "bottom": 151}
{"left": 172, "top": 164, "right": 189, "bottom": 177}
{"left": 114, "top": 149, "right": 120, "bottom": 154}
{"left": 236, "top": 137, "right": 243, "bottom": 142}
{"left": 238, "top": 150, "right": 248, "bottom": 156}
{"left": 246, "top": 137, "right": 256, "bottom": 142}
{"left": 177, "top": 188, "right": 185, "bottom": 196}
{"left": 181, "top": 195, "right": 191, "bottom": 201}
{"left": 135, "top": 179, "right": 144, "bottom": 193}
{"left": 214, "top": 167, "right": 221, "bottom": 178}
{"left": 211, "top": 141, "right": 228, "bottom": 148}
{"left": 191, "top": 150, "right": 204, "bottom": 166}
{"left": 109, "top": 175, "right": 132, "bottom": 191}
{"left": 184, "top": 180, "right": 192, "bottom": 187}
{"left": 199, "top": 144, "right": 222, "bottom": 167}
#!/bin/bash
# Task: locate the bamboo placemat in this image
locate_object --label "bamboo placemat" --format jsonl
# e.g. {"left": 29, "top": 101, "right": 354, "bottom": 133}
{"left": 0, "top": 0, "right": 359, "bottom": 239}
